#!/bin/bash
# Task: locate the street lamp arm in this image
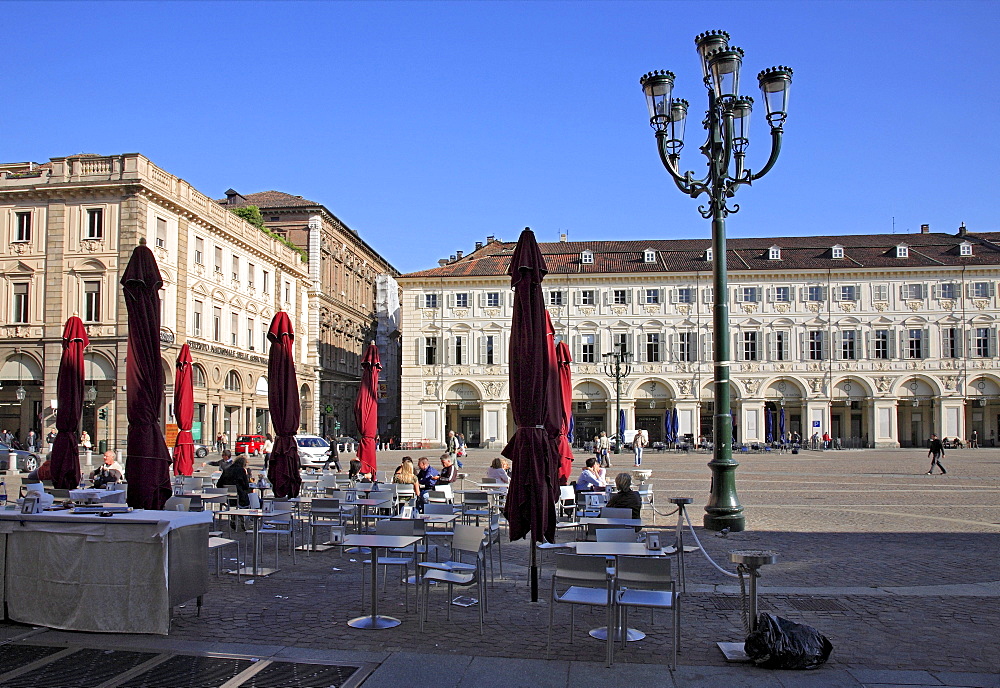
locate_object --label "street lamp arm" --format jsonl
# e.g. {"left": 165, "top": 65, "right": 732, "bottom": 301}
{"left": 750, "top": 126, "right": 783, "bottom": 181}
{"left": 655, "top": 133, "right": 698, "bottom": 193}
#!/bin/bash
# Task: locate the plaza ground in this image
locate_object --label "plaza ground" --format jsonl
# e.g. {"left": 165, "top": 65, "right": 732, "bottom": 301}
{"left": 1, "top": 445, "right": 998, "bottom": 687}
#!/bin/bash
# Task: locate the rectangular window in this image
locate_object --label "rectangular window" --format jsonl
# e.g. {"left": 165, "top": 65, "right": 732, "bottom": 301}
{"left": 841, "top": 330, "right": 857, "bottom": 360}
{"left": 424, "top": 293, "right": 438, "bottom": 309}
{"left": 581, "top": 334, "right": 596, "bottom": 363}
{"left": 486, "top": 292, "right": 500, "bottom": 308}
{"left": 455, "top": 293, "right": 468, "bottom": 308}
{"left": 232, "top": 255, "right": 240, "bottom": 281}
{"left": 247, "top": 317, "right": 255, "bottom": 350}
{"left": 14, "top": 212, "right": 31, "bottom": 242}
{"left": 971, "top": 282, "right": 992, "bottom": 298}
{"left": 155, "top": 217, "right": 167, "bottom": 248}
{"left": 262, "top": 325, "right": 268, "bottom": 353}
{"left": 231, "top": 313, "right": 239, "bottom": 346}
{"left": 743, "top": 331, "right": 758, "bottom": 361}
{"left": 485, "top": 335, "right": 495, "bottom": 365}
{"left": 740, "top": 287, "right": 760, "bottom": 303}
{"left": 903, "top": 283, "right": 923, "bottom": 300}
{"left": 773, "top": 286, "right": 790, "bottom": 302}
{"left": 939, "top": 282, "right": 957, "bottom": 300}
{"left": 453, "top": 336, "right": 464, "bottom": 365}
{"left": 676, "top": 288, "right": 695, "bottom": 304}
{"left": 808, "top": 330, "right": 824, "bottom": 360}
{"left": 213, "top": 307, "right": 222, "bottom": 342}
{"left": 580, "top": 290, "right": 595, "bottom": 306}
{"left": 807, "top": 286, "right": 824, "bottom": 302}
{"left": 283, "top": 281, "right": 291, "bottom": 304}
{"left": 942, "top": 327, "right": 960, "bottom": 358}
{"left": 613, "top": 289, "right": 628, "bottom": 305}
{"left": 646, "top": 333, "right": 661, "bottom": 362}
{"left": 193, "top": 300, "right": 203, "bottom": 337}
{"left": 85, "top": 208, "right": 104, "bottom": 239}
{"left": 773, "top": 331, "right": 789, "bottom": 361}
{"left": 975, "top": 328, "right": 992, "bottom": 358}
{"left": 645, "top": 289, "right": 660, "bottom": 305}
{"left": 194, "top": 237, "right": 204, "bottom": 265}
{"left": 613, "top": 333, "right": 628, "bottom": 355}
{"left": 907, "top": 329, "right": 925, "bottom": 359}
{"left": 11, "top": 283, "right": 28, "bottom": 323}
{"left": 677, "top": 332, "right": 695, "bottom": 362}
{"left": 247, "top": 263, "right": 255, "bottom": 288}
{"left": 839, "top": 285, "right": 857, "bottom": 302}
{"left": 424, "top": 337, "right": 438, "bottom": 365}
{"left": 214, "top": 247, "right": 223, "bottom": 273}
{"left": 873, "top": 284, "right": 889, "bottom": 301}
{"left": 262, "top": 270, "right": 270, "bottom": 294}
{"left": 83, "top": 280, "right": 101, "bottom": 322}
{"left": 874, "top": 329, "right": 890, "bottom": 359}
{"left": 549, "top": 291, "right": 565, "bottom": 306}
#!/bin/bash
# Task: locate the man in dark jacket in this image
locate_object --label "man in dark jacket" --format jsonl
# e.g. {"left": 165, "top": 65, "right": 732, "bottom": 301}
{"left": 926, "top": 434, "right": 946, "bottom": 475}
{"left": 606, "top": 472, "right": 643, "bottom": 520}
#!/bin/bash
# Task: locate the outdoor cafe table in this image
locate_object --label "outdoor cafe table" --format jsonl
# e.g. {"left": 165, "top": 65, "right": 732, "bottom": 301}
{"left": 68, "top": 488, "right": 127, "bottom": 504}
{"left": 224, "top": 507, "right": 292, "bottom": 577}
{"left": 341, "top": 533, "right": 421, "bottom": 629}
{"left": 572, "top": 541, "right": 665, "bottom": 642}
{"left": 0, "top": 507, "right": 211, "bottom": 634}
{"left": 351, "top": 497, "right": 392, "bottom": 531}
{"left": 575, "top": 517, "right": 644, "bottom": 528}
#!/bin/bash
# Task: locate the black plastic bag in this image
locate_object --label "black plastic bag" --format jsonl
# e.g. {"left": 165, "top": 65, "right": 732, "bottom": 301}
{"left": 745, "top": 613, "right": 833, "bottom": 670}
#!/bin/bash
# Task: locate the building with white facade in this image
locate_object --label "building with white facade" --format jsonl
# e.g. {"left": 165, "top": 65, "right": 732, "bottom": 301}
{"left": 399, "top": 227, "right": 1000, "bottom": 449}
{"left": 0, "top": 153, "right": 312, "bottom": 455}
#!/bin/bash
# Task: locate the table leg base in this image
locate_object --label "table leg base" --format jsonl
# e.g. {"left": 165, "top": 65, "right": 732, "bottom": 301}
{"left": 589, "top": 626, "right": 645, "bottom": 642}
{"left": 348, "top": 614, "right": 401, "bottom": 629}
{"left": 717, "top": 641, "right": 751, "bottom": 662}
{"left": 296, "top": 543, "right": 335, "bottom": 551}
{"left": 230, "top": 566, "right": 280, "bottom": 577}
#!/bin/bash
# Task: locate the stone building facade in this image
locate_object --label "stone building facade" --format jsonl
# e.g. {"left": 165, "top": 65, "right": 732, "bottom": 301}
{"left": 0, "top": 154, "right": 312, "bottom": 457}
{"left": 398, "top": 228, "right": 1000, "bottom": 449}
{"left": 219, "top": 190, "right": 399, "bottom": 440}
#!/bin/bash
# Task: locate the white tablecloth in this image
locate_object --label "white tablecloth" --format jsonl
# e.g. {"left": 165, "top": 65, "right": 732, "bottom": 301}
{"left": 68, "top": 489, "right": 127, "bottom": 504}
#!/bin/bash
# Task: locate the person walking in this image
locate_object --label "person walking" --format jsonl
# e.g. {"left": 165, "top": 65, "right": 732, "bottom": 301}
{"left": 633, "top": 428, "right": 647, "bottom": 467}
{"left": 970, "top": 429, "right": 979, "bottom": 448}
{"left": 926, "top": 433, "right": 947, "bottom": 475}
{"left": 598, "top": 431, "right": 611, "bottom": 468}
{"left": 445, "top": 430, "right": 458, "bottom": 458}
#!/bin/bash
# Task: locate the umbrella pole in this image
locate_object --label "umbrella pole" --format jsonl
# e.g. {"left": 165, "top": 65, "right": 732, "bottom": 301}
{"left": 530, "top": 534, "right": 539, "bottom": 602}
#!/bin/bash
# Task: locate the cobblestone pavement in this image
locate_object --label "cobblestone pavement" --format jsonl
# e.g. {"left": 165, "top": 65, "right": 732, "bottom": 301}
{"left": 3, "top": 445, "right": 998, "bottom": 682}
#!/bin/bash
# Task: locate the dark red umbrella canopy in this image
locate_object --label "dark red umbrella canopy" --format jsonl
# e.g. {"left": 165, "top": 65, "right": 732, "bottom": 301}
{"left": 555, "top": 339, "right": 575, "bottom": 486}
{"left": 354, "top": 342, "right": 381, "bottom": 476}
{"left": 121, "top": 242, "right": 172, "bottom": 510}
{"left": 501, "top": 228, "right": 562, "bottom": 543}
{"left": 172, "top": 344, "right": 195, "bottom": 477}
{"left": 265, "top": 311, "right": 302, "bottom": 499}
{"left": 50, "top": 316, "right": 89, "bottom": 489}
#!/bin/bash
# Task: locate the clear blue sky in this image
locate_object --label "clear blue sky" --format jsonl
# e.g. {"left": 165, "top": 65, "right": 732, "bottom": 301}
{"left": 3, "top": 1, "right": 997, "bottom": 274}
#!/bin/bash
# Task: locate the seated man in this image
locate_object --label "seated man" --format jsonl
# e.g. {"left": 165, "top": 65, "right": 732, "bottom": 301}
{"left": 605, "top": 472, "right": 642, "bottom": 520}
{"left": 91, "top": 450, "right": 124, "bottom": 487}
{"left": 208, "top": 449, "right": 233, "bottom": 470}
{"left": 416, "top": 456, "right": 440, "bottom": 506}
{"left": 437, "top": 454, "right": 457, "bottom": 485}
{"left": 575, "top": 458, "right": 606, "bottom": 492}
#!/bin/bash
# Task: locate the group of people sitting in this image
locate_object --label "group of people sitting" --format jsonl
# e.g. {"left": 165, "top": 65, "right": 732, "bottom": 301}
{"left": 391, "top": 454, "right": 458, "bottom": 510}
{"left": 573, "top": 457, "right": 642, "bottom": 519}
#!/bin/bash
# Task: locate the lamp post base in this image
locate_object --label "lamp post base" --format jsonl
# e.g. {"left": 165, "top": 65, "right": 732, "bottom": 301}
{"left": 704, "top": 510, "right": 745, "bottom": 532}
{"left": 704, "top": 456, "right": 745, "bottom": 532}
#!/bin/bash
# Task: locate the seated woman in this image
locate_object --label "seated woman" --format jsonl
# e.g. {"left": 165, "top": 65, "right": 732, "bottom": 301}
{"left": 575, "top": 458, "right": 606, "bottom": 492}
{"left": 606, "top": 472, "right": 642, "bottom": 520}
{"left": 485, "top": 458, "right": 510, "bottom": 484}
{"left": 348, "top": 458, "right": 362, "bottom": 481}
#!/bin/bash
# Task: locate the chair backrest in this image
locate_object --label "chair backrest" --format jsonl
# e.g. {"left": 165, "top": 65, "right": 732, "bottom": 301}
{"left": 164, "top": 496, "right": 190, "bottom": 512}
{"left": 596, "top": 528, "right": 638, "bottom": 542}
{"left": 183, "top": 477, "right": 202, "bottom": 491}
{"left": 559, "top": 486, "right": 576, "bottom": 502}
{"left": 311, "top": 498, "right": 341, "bottom": 514}
{"left": 376, "top": 519, "right": 415, "bottom": 536}
{"left": 248, "top": 493, "right": 261, "bottom": 509}
{"left": 426, "top": 490, "right": 449, "bottom": 503}
{"left": 424, "top": 503, "right": 453, "bottom": 515}
{"left": 204, "top": 487, "right": 228, "bottom": 495}
{"left": 202, "top": 477, "right": 215, "bottom": 489}
{"left": 395, "top": 483, "right": 415, "bottom": 499}
{"left": 463, "top": 491, "right": 489, "bottom": 507}
{"left": 267, "top": 500, "right": 293, "bottom": 524}
{"left": 318, "top": 475, "right": 338, "bottom": 489}
{"left": 188, "top": 496, "right": 205, "bottom": 512}
{"left": 452, "top": 524, "right": 486, "bottom": 555}
{"left": 437, "top": 484, "right": 453, "bottom": 500}
{"left": 615, "top": 556, "right": 673, "bottom": 591}
{"left": 480, "top": 477, "right": 500, "bottom": 486}
{"left": 553, "top": 553, "right": 610, "bottom": 586}
{"left": 600, "top": 507, "right": 632, "bottom": 520}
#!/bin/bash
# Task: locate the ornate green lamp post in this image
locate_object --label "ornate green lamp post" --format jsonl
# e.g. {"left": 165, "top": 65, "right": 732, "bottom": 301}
{"left": 640, "top": 30, "right": 792, "bottom": 531}
{"left": 602, "top": 342, "right": 633, "bottom": 455}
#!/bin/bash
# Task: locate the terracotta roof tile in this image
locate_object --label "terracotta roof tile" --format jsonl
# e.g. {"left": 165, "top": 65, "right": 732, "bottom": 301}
{"left": 218, "top": 190, "right": 321, "bottom": 208}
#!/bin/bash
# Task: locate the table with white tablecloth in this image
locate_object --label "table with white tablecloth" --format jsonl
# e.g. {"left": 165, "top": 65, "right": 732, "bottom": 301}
{"left": 68, "top": 488, "right": 127, "bottom": 504}
{"left": 0, "top": 508, "right": 212, "bottom": 634}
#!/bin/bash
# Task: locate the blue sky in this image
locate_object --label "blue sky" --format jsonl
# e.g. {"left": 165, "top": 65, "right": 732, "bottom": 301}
{"left": 3, "top": 1, "right": 997, "bottom": 274}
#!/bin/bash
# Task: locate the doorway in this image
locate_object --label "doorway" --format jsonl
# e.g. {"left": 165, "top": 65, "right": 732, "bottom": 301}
{"left": 635, "top": 415, "right": 663, "bottom": 443}
{"left": 460, "top": 416, "right": 481, "bottom": 448}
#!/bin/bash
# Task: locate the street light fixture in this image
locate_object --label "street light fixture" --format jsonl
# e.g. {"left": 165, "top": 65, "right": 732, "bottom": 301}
{"left": 85, "top": 384, "right": 98, "bottom": 406}
{"left": 640, "top": 30, "right": 792, "bottom": 532}
{"left": 602, "top": 342, "right": 632, "bottom": 455}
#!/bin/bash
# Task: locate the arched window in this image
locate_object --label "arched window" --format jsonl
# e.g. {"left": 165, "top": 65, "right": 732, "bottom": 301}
{"left": 192, "top": 364, "right": 207, "bottom": 388}
{"left": 224, "top": 370, "right": 242, "bottom": 392}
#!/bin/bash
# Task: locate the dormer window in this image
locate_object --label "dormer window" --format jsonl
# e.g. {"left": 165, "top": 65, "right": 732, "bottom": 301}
{"left": 831, "top": 245, "right": 844, "bottom": 259}
{"left": 768, "top": 246, "right": 781, "bottom": 260}
{"left": 643, "top": 249, "right": 656, "bottom": 263}
{"left": 960, "top": 241, "right": 973, "bottom": 256}
{"left": 896, "top": 244, "right": 909, "bottom": 258}
{"left": 705, "top": 248, "right": 713, "bottom": 261}
{"left": 581, "top": 250, "right": 594, "bottom": 265}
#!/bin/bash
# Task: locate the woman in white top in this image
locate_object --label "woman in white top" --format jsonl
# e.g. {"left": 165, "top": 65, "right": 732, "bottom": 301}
{"left": 485, "top": 457, "right": 510, "bottom": 484}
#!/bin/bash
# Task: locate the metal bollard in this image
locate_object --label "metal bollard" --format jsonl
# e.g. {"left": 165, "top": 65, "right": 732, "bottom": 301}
{"left": 717, "top": 549, "right": 779, "bottom": 662}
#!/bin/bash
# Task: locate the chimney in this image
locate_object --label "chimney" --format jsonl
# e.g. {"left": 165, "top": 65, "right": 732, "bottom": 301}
{"left": 958, "top": 222, "right": 968, "bottom": 236}
{"left": 486, "top": 235, "right": 495, "bottom": 244}
{"left": 455, "top": 250, "right": 463, "bottom": 259}
{"left": 920, "top": 223, "right": 930, "bottom": 234}
{"left": 560, "top": 233, "right": 568, "bottom": 242}
{"left": 475, "top": 241, "right": 483, "bottom": 250}
{"left": 438, "top": 259, "right": 449, "bottom": 267}
{"left": 450, "top": 254, "right": 456, "bottom": 262}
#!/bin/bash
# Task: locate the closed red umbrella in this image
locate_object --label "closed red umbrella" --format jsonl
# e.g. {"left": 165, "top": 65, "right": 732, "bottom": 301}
{"left": 121, "top": 239, "right": 172, "bottom": 510}
{"left": 501, "top": 228, "right": 562, "bottom": 601}
{"left": 265, "top": 311, "right": 302, "bottom": 499}
{"left": 50, "top": 316, "right": 89, "bottom": 489}
{"left": 172, "top": 344, "right": 195, "bottom": 477}
{"left": 555, "top": 339, "right": 574, "bottom": 486}
{"left": 354, "top": 342, "right": 381, "bottom": 477}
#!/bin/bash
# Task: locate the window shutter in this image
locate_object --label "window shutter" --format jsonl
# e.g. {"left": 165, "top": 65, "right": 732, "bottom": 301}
{"left": 990, "top": 329, "right": 998, "bottom": 357}
{"left": 574, "top": 290, "right": 582, "bottom": 305}
{"left": 477, "top": 292, "right": 485, "bottom": 308}
{"left": 734, "top": 332, "right": 744, "bottom": 361}
{"left": 954, "top": 328, "right": 964, "bottom": 357}
{"left": 966, "top": 282, "right": 974, "bottom": 298}
{"left": 735, "top": 288, "right": 744, "bottom": 303}
{"left": 923, "top": 328, "right": 931, "bottom": 358}
{"left": 864, "top": 331, "right": 871, "bottom": 358}
{"left": 626, "top": 289, "right": 633, "bottom": 304}
{"left": 602, "top": 290, "right": 610, "bottom": 306}
{"left": 594, "top": 332, "right": 602, "bottom": 359}
{"left": 899, "top": 284, "right": 907, "bottom": 300}
{"left": 701, "top": 333, "right": 713, "bottom": 361}
{"left": 703, "top": 287, "right": 714, "bottom": 303}
{"left": 832, "top": 286, "right": 842, "bottom": 302}
{"left": 799, "top": 332, "right": 806, "bottom": 360}
{"left": 669, "top": 288, "right": 678, "bottom": 304}
{"left": 478, "top": 335, "right": 487, "bottom": 364}
{"left": 668, "top": 333, "right": 677, "bottom": 362}
{"left": 443, "top": 337, "right": 451, "bottom": 365}
{"left": 798, "top": 287, "right": 807, "bottom": 302}
{"left": 766, "top": 332, "right": 774, "bottom": 361}
{"left": 833, "top": 331, "right": 842, "bottom": 359}
{"left": 416, "top": 337, "right": 423, "bottom": 365}
{"left": 991, "top": 283, "right": 997, "bottom": 298}
{"left": 899, "top": 330, "right": 908, "bottom": 359}
{"left": 932, "top": 284, "right": 940, "bottom": 299}
{"left": 416, "top": 295, "right": 423, "bottom": 309}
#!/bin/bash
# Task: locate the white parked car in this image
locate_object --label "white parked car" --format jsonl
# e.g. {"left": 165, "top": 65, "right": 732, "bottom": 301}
{"left": 295, "top": 434, "right": 331, "bottom": 467}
